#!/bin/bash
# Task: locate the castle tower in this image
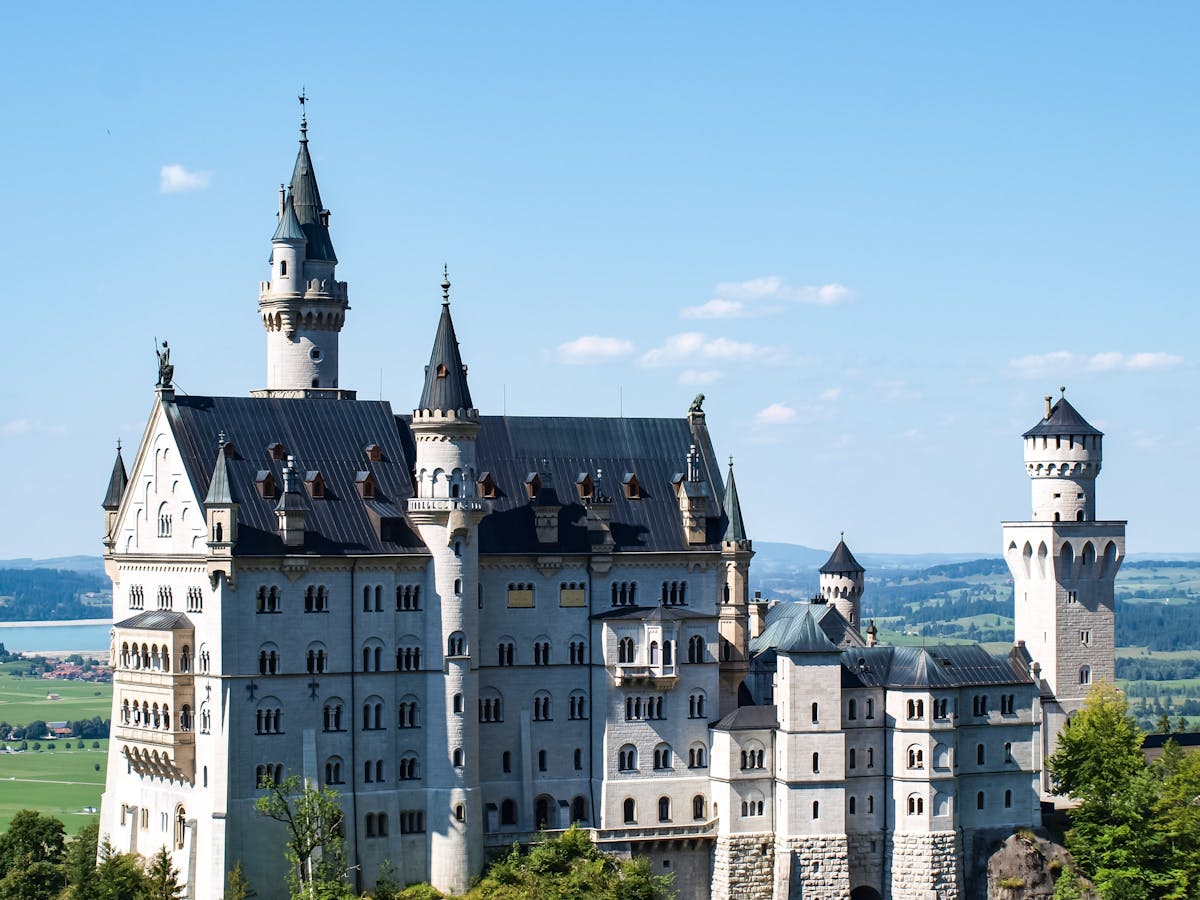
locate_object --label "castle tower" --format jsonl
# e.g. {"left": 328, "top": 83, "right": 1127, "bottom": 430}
{"left": 406, "top": 269, "right": 485, "bottom": 894}
{"left": 819, "top": 534, "right": 864, "bottom": 633}
{"left": 1003, "top": 391, "right": 1125, "bottom": 782}
{"left": 718, "top": 458, "right": 753, "bottom": 716}
{"left": 255, "top": 104, "right": 352, "bottom": 397}
{"left": 101, "top": 441, "right": 128, "bottom": 551}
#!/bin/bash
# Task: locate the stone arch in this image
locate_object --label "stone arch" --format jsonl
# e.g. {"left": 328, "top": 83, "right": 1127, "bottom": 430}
{"left": 1081, "top": 540, "right": 1096, "bottom": 570}
{"left": 1022, "top": 542, "right": 1033, "bottom": 578}
{"left": 1060, "top": 540, "right": 1074, "bottom": 573}
{"left": 1100, "top": 540, "right": 1118, "bottom": 578}
{"left": 1036, "top": 541, "right": 1048, "bottom": 578}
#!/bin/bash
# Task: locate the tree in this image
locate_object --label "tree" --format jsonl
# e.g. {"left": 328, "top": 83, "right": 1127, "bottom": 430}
{"left": 1048, "top": 682, "right": 1144, "bottom": 802}
{"left": 61, "top": 821, "right": 100, "bottom": 900}
{"left": 1155, "top": 711, "right": 1172, "bottom": 734}
{"left": 254, "top": 775, "right": 352, "bottom": 898}
{"left": 144, "top": 848, "right": 184, "bottom": 900}
{"left": 224, "top": 860, "right": 255, "bottom": 900}
{"left": 0, "top": 809, "right": 66, "bottom": 881}
{"left": 94, "top": 837, "right": 150, "bottom": 900}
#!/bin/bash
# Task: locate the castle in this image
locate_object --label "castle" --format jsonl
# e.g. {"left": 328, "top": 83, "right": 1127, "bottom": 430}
{"left": 96, "top": 114, "right": 1124, "bottom": 899}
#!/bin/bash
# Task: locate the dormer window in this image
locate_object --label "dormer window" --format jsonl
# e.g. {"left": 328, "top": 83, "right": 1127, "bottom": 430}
{"left": 256, "top": 470, "right": 277, "bottom": 499}
{"left": 478, "top": 472, "right": 497, "bottom": 499}
{"left": 622, "top": 473, "right": 642, "bottom": 500}
{"left": 267, "top": 443, "right": 288, "bottom": 461}
{"left": 364, "top": 444, "right": 384, "bottom": 462}
{"left": 222, "top": 441, "right": 237, "bottom": 458}
{"left": 305, "top": 471, "right": 326, "bottom": 499}
{"left": 436, "top": 364, "right": 448, "bottom": 378}
{"left": 524, "top": 473, "right": 541, "bottom": 500}
{"left": 356, "top": 471, "right": 377, "bottom": 500}
{"left": 576, "top": 473, "right": 594, "bottom": 501}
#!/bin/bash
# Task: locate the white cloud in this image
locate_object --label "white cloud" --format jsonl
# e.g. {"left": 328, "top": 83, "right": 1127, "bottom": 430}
{"left": 680, "top": 298, "right": 748, "bottom": 319}
{"left": 554, "top": 335, "right": 635, "bottom": 365}
{"left": 640, "top": 332, "right": 766, "bottom": 367}
{"left": 820, "top": 387, "right": 842, "bottom": 401}
{"left": 160, "top": 164, "right": 212, "bottom": 193}
{"left": 2, "top": 418, "right": 31, "bottom": 435}
{"left": 1009, "top": 351, "right": 1185, "bottom": 378}
{"left": 678, "top": 369, "right": 723, "bottom": 386}
{"left": 755, "top": 403, "right": 797, "bottom": 425}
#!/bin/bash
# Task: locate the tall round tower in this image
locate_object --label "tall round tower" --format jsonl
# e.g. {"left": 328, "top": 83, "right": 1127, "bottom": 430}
{"left": 406, "top": 270, "right": 485, "bottom": 894}
{"left": 819, "top": 534, "right": 865, "bottom": 631}
{"left": 256, "top": 105, "right": 351, "bottom": 397}
{"left": 1023, "top": 389, "right": 1102, "bottom": 522}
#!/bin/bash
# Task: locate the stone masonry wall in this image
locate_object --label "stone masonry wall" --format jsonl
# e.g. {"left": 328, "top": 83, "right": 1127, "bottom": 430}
{"left": 711, "top": 834, "right": 774, "bottom": 900}
{"left": 887, "top": 831, "right": 963, "bottom": 900}
{"left": 847, "top": 834, "right": 886, "bottom": 898}
{"left": 774, "top": 834, "right": 850, "bottom": 899}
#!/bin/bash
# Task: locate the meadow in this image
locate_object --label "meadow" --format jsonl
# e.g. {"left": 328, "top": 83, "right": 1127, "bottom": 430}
{"left": 0, "top": 669, "right": 111, "bottom": 727}
{"left": 0, "top": 740, "right": 109, "bottom": 835}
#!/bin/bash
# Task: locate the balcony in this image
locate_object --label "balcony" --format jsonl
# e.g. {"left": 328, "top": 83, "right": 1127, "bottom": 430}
{"left": 407, "top": 498, "right": 487, "bottom": 514}
{"left": 609, "top": 663, "right": 678, "bottom": 689}
{"left": 483, "top": 819, "right": 714, "bottom": 850}
{"left": 114, "top": 668, "right": 193, "bottom": 689}
{"left": 115, "top": 727, "right": 195, "bottom": 783}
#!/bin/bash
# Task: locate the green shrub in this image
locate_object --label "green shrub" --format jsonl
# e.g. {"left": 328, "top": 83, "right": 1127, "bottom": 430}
{"left": 998, "top": 876, "right": 1026, "bottom": 889}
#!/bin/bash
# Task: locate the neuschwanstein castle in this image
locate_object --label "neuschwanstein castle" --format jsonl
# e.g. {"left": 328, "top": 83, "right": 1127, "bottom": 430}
{"left": 96, "top": 113, "right": 1125, "bottom": 899}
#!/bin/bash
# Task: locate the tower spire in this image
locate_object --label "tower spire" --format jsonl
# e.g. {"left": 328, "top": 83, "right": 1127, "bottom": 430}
{"left": 722, "top": 457, "right": 748, "bottom": 543}
{"left": 418, "top": 268, "right": 474, "bottom": 414}
{"left": 298, "top": 88, "right": 308, "bottom": 142}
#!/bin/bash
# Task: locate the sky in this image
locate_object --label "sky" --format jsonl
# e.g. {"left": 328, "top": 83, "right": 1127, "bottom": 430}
{"left": 2, "top": 3, "right": 1198, "bottom": 559}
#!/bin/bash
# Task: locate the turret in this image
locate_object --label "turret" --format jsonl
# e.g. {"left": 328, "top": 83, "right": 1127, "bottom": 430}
{"left": 101, "top": 442, "right": 128, "bottom": 550}
{"left": 256, "top": 100, "right": 352, "bottom": 398}
{"left": 274, "top": 457, "right": 307, "bottom": 548}
{"left": 718, "top": 458, "right": 753, "bottom": 715}
{"left": 204, "top": 434, "right": 238, "bottom": 584}
{"left": 819, "top": 534, "right": 865, "bottom": 631}
{"left": 675, "top": 444, "right": 711, "bottom": 544}
{"left": 1023, "top": 388, "right": 1103, "bottom": 522}
{"left": 532, "top": 467, "right": 561, "bottom": 545}
{"left": 406, "top": 269, "right": 484, "bottom": 894}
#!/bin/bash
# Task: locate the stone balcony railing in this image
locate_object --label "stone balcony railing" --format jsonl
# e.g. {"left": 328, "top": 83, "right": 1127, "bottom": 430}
{"left": 609, "top": 663, "right": 679, "bottom": 688}
{"left": 114, "top": 669, "right": 193, "bottom": 689}
{"left": 483, "top": 819, "right": 715, "bottom": 849}
{"left": 113, "top": 723, "right": 196, "bottom": 749}
{"left": 406, "top": 498, "right": 488, "bottom": 514}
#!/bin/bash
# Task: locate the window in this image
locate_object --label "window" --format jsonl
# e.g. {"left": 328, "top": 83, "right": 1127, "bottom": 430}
{"left": 538, "top": 750, "right": 547, "bottom": 772}
{"left": 398, "top": 754, "right": 419, "bottom": 781}
{"left": 688, "top": 691, "right": 706, "bottom": 719}
{"left": 502, "top": 752, "right": 511, "bottom": 773}
{"left": 129, "top": 585, "right": 145, "bottom": 610}
{"left": 258, "top": 644, "right": 280, "bottom": 675}
{"left": 303, "top": 585, "right": 327, "bottom": 613}
{"left": 363, "top": 759, "right": 384, "bottom": 783}
{"left": 453, "top": 693, "right": 464, "bottom": 714}
{"left": 658, "top": 797, "right": 671, "bottom": 822}
{"left": 907, "top": 794, "right": 924, "bottom": 815}
{"left": 455, "top": 805, "right": 465, "bottom": 823}
{"left": 396, "top": 585, "right": 421, "bottom": 610}
{"left": 479, "top": 692, "right": 503, "bottom": 723}
{"left": 740, "top": 793, "right": 765, "bottom": 817}
{"left": 306, "top": 643, "right": 327, "bottom": 674}
{"left": 186, "top": 587, "right": 203, "bottom": 613}
{"left": 1004, "top": 741, "right": 1013, "bottom": 762}
{"left": 497, "top": 640, "right": 515, "bottom": 666}
{"left": 866, "top": 698, "right": 874, "bottom": 719}
{"left": 569, "top": 691, "right": 587, "bottom": 720}
{"left": 1005, "top": 789, "right": 1013, "bottom": 809}
{"left": 973, "top": 695, "right": 989, "bottom": 717}
{"left": 362, "top": 698, "right": 383, "bottom": 730}
{"left": 156, "top": 586, "right": 173, "bottom": 611}
{"left": 361, "top": 641, "right": 383, "bottom": 672}
{"left": 867, "top": 747, "right": 874, "bottom": 768}
{"left": 398, "top": 696, "right": 419, "bottom": 729}
{"left": 1080, "top": 666, "right": 1091, "bottom": 685}
{"left": 574, "top": 748, "right": 583, "bottom": 770}
{"left": 500, "top": 800, "right": 517, "bottom": 826}
{"left": 976, "top": 743, "right": 986, "bottom": 765}
{"left": 661, "top": 581, "right": 688, "bottom": 605}
{"left": 1000, "top": 694, "right": 1015, "bottom": 715}
{"left": 653, "top": 743, "right": 672, "bottom": 770}
{"left": 610, "top": 581, "right": 638, "bottom": 607}
{"left": 618, "top": 637, "right": 635, "bottom": 663}
{"left": 623, "top": 799, "right": 636, "bottom": 824}
{"left": 908, "top": 746, "right": 924, "bottom": 769}
{"left": 811, "top": 702, "right": 819, "bottom": 724}
{"left": 533, "top": 692, "right": 552, "bottom": 721}
{"left": 323, "top": 701, "right": 344, "bottom": 732}
{"left": 848, "top": 698, "right": 857, "bottom": 721}
{"left": 693, "top": 795, "right": 706, "bottom": 821}
{"left": 507, "top": 583, "right": 535, "bottom": 608}
{"left": 977, "top": 792, "right": 985, "bottom": 810}
{"left": 849, "top": 796, "right": 857, "bottom": 815}
{"left": 397, "top": 643, "right": 422, "bottom": 672}
{"left": 255, "top": 700, "right": 283, "bottom": 735}
{"left": 812, "top": 752, "right": 820, "bottom": 773}
{"left": 559, "top": 582, "right": 587, "bottom": 607}
{"left": 452, "top": 748, "right": 464, "bottom": 768}
{"left": 618, "top": 744, "right": 638, "bottom": 771}
{"left": 533, "top": 640, "right": 551, "bottom": 665}
{"left": 740, "top": 744, "right": 765, "bottom": 770}
{"left": 907, "top": 699, "right": 925, "bottom": 720}
{"left": 1080, "top": 630, "right": 1091, "bottom": 646}
{"left": 688, "top": 743, "right": 707, "bottom": 768}
{"left": 255, "top": 765, "right": 282, "bottom": 787}
{"left": 812, "top": 800, "right": 819, "bottom": 820}
{"left": 1067, "top": 590, "right": 1078, "bottom": 604}
{"left": 935, "top": 698, "right": 949, "bottom": 719}
{"left": 400, "top": 810, "right": 426, "bottom": 834}
{"left": 158, "top": 512, "right": 172, "bottom": 538}
{"left": 687, "top": 635, "right": 705, "bottom": 663}
{"left": 448, "top": 632, "right": 466, "bottom": 657}
{"left": 569, "top": 640, "right": 586, "bottom": 664}
{"left": 849, "top": 748, "right": 856, "bottom": 769}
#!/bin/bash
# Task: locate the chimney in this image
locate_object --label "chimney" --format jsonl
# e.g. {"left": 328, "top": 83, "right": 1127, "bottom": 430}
{"left": 749, "top": 593, "right": 768, "bottom": 639}
{"left": 586, "top": 468, "right": 615, "bottom": 549}
{"left": 275, "top": 456, "right": 308, "bottom": 548}
{"left": 1044, "top": 395, "right": 1053, "bottom": 419}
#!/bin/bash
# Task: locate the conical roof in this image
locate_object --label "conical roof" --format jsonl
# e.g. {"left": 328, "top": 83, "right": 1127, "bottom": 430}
{"left": 271, "top": 193, "right": 306, "bottom": 243}
{"left": 204, "top": 442, "right": 235, "bottom": 505}
{"left": 820, "top": 537, "right": 864, "bottom": 574}
{"left": 418, "top": 277, "right": 473, "bottom": 413}
{"left": 1023, "top": 396, "right": 1102, "bottom": 438}
{"left": 722, "top": 462, "right": 747, "bottom": 542}
{"left": 288, "top": 125, "right": 337, "bottom": 262}
{"left": 102, "top": 446, "right": 127, "bottom": 510}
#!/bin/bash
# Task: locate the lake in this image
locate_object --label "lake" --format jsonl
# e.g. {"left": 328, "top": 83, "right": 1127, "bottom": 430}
{"left": 0, "top": 621, "right": 111, "bottom": 654}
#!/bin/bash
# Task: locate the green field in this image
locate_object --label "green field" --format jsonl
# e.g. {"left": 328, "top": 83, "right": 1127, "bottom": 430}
{"left": 0, "top": 740, "right": 108, "bottom": 835}
{"left": 0, "top": 672, "right": 111, "bottom": 727}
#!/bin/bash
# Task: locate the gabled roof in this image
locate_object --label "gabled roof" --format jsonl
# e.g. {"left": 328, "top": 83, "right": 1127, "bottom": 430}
{"left": 417, "top": 290, "right": 474, "bottom": 414}
{"left": 838, "top": 644, "right": 1034, "bottom": 689}
{"left": 102, "top": 446, "right": 128, "bottom": 510}
{"left": 271, "top": 194, "right": 306, "bottom": 243}
{"left": 288, "top": 125, "right": 337, "bottom": 263}
{"left": 820, "top": 538, "right": 863, "bottom": 574}
{"left": 713, "top": 705, "right": 779, "bottom": 731}
{"left": 722, "top": 462, "right": 747, "bottom": 542}
{"left": 592, "top": 605, "right": 714, "bottom": 623}
{"left": 204, "top": 442, "right": 235, "bottom": 505}
{"left": 1023, "top": 396, "right": 1102, "bottom": 438}
{"left": 751, "top": 602, "right": 850, "bottom": 656}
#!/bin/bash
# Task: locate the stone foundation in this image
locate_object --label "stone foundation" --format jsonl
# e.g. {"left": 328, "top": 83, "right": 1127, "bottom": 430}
{"left": 774, "top": 834, "right": 851, "bottom": 899}
{"left": 711, "top": 834, "right": 775, "bottom": 900}
{"left": 847, "top": 834, "right": 886, "bottom": 898}
{"left": 887, "top": 831, "right": 962, "bottom": 900}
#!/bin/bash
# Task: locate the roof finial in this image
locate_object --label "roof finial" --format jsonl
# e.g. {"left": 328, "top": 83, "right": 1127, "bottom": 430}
{"left": 218, "top": 430, "right": 227, "bottom": 449}
{"left": 441, "top": 264, "right": 451, "bottom": 306}
{"left": 1060, "top": 385, "right": 1067, "bottom": 397}
{"left": 840, "top": 530, "right": 844, "bottom": 541}
{"left": 298, "top": 88, "right": 308, "bottom": 141}
{"left": 728, "top": 454, "right": 734, "bottom": 469}
{"left": 116, "top": 438, "right": 122, "bottom": 453}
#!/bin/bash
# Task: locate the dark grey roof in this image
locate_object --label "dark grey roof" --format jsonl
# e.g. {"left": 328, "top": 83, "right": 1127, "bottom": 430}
{"left": 417, "top": 300, "right": 474, "bottom": 414}
{"left": 452, "top": 414, "right": 727, "bottom": 553}
{"left": 114, "top": 611, "right": 193, "bottom": 631}
{"left": 1023, "top": 397, "right": 1102, "bottom": 438}
{"left": 204, "top": 444, "right": 235, "bottom": 505}
{"left": 1142, "top": 732, "right": 1200, "bottom": 750}
{"left": 750, "top": 602, "right": 864, "bottom": 657}
{"left": 169, "top": 396, "right": 423, "bottom": 556}
{"left": 102, "top": 447, "right": 128, "bottom": 510}
{"left": 839, "top": 644, "right": 1034, "bottom": 690}
{"left": 713, "top": 705, "right": 779, "bottom": 731}
{"left": 271, "top": 194, "right": 306, "bottom": 243}
{"left": 592, "top": 605, "right": 714, "bottom": 623}
{"left": 288, "top": 128, "right": 337, "bottom": 263}
{"left": 820, "top": 538, "right": 864, "bottom": 574}
{"left": 722, "top": 463, "right": 747, "bottom": 542}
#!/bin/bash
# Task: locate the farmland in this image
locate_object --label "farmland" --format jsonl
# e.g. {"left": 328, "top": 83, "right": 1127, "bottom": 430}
{"left": 0, "top": 740, "right": 109, "bottom": 835}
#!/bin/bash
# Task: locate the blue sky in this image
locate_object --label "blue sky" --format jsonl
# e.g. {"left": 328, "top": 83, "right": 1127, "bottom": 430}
{"left": 2, "top": 3, "right": 1197, "bottom": 558}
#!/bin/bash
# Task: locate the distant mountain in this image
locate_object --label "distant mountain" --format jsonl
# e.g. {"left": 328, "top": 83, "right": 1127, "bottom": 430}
{"left": 0, "top": 556, "right": 106, "bottom": 576}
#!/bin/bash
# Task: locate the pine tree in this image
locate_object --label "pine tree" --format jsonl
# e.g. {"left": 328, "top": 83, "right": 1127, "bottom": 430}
{"left": 144, "top": 847, "right": 185, "bottom": 900}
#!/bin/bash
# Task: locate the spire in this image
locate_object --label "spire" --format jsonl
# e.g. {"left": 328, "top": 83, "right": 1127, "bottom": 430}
{"left": 820, "top": 535, "right": 864, "bottom": 574}
{"left": 102, "top": 441, "right": 128, "bottom": 510}
{"left": 418, "top": 269, "right": 474, "bottom": 413}
{"left": 204, "top": 434, "right": 235, "bottom": 505}
{"left": 722, "top": 457, "right": 748, "bottom": 542}
{"left": 271, "top": 193, "right": 306, "bottom": 243}
{"left": 1022, "top": 390, "right": 1103, "bottom": 438}
{"left": 288, "top": 95, "right": 336, "bottom": 263}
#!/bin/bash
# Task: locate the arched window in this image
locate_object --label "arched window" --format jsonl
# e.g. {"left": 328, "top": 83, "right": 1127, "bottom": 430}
{"left": 811, "top": 701, "right": 819, "bottom": 724}
{"left": 623, "top": 798, "right": 636, "bottom": 824}
{"left": 693, "top": 795, "right": 706, "bottom": 820}
{"left": 398, "top": 754, "right": 419, "bottom": 780}
{"left": 649, "top": 641, "right": 660, "bottom": 665}
{"left": 689, "top": 690, "right": 707, "bottom": 719}
{"left": 618, "top": 744, "right": 637, "bottom": 771}
{"left": 497, "top": 639, "right": 515, "bottom": 666}
{"left": 174, "top": 805, "right": 187, "bottom": 849}
{"left": 687, "top": 634, "right": 705, "bottom": 663}
{"left": 1005, "top": 789, "right": 1013, "bottom": 809}
{"left": 323, "top": 700, "right": 344, "bottom": 732}
{"left": 848, "top": 698, "right": 857, "bottom": 720}
{"left": 325, "top": 756, "right": 344, "bottom": 785}
{"left": 618, "top": 637, "right": 635, "bottom": 663}
{"left": 653, "top": 743, "right": 672, "bottom": 770}
{"left": 812, "top": 800, "right": 819, "bottom": 819}
{"left": 447, "top": 631, "right": 466, "bottom": 657}
{"left": 977, "top": 743, "right": 985, "bottom": 765}
{"left": 569, "top": 691, "right": 587, "bottom": 720}
{"left": 977, "top": 791, "right": 985, "bottom": 810}
{"left": 867, "top": 795, "right": 874, "bottom": 814}
{"left": 908, "top": 794, "right": 924, "bottom": 815}
{"left": 658, "top": 796, "right": 671, "bottom": 822}
{"left": 398, "top": 696, "right": 419, "bottom": 729}
{"left": 500, "top": 799, "right": 517, "bottom": 826}
{"left": 452, "top": 748, "right": 464, "bottom": 768}
{"left": 537, "top": 749, "right": 547, "bottom": 772}
{"left": 455, "top": 805, "right": 465, "bottom": 822}
{"left": 908, "top": 745, "right": 924, "bottom": 769}
{"left": 1080, "top": 665, "right": 1092, "bottom": 685}
{"left": 572, "top": 796, "right": 587, "bottom": 824}
{"left": 849, "top": 747, "right": 856, "bottom": 769}
{"left": 533, "top": 691, "right": 552, "bottom": 721}
{"left": 849, "top": 796, "right": 857, "bottom": 814}
{"left": 866, "top": 697, "right": 874, "bottom": 719}
{"left": 362, "top": 697, "right": 383, "bottom": 730}
{"left": 688, "top": 742, "right": 708, "bottom": 769}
